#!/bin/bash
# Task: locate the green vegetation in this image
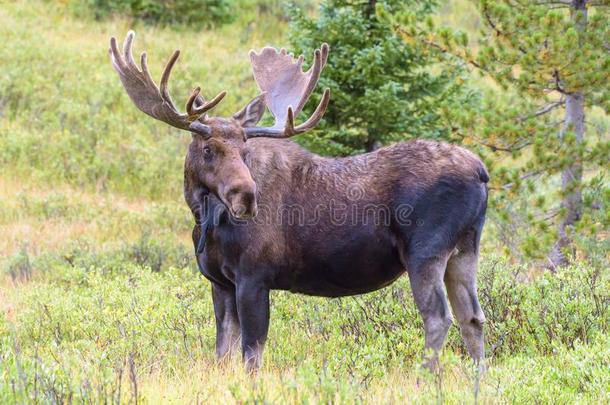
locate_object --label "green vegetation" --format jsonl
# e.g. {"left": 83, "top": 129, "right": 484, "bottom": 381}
{"left": 1, "top": 251, "right": 608, "bottom": 403}
{"left": 68, "top": 0, "right": 235, "bottom": 27}
{"left": 290, "top": 0, "right": 473, "bottom": 155}
{"left": 0, "top": 0, "right": 608, "bottom": 403}
{"left": 66, "top": 0, "right": 317, "bottom": 27}
{"left": 383, "top": 0, "right": 609, "bottom": 264}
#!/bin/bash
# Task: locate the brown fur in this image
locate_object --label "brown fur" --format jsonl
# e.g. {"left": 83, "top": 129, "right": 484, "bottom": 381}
{"left": 182, "top": 122, "right": 489, "bottom": 371}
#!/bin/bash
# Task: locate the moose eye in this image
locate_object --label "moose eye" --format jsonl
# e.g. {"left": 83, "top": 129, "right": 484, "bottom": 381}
{"left": 203, "top": 146, "right": 212, "bottom": 157}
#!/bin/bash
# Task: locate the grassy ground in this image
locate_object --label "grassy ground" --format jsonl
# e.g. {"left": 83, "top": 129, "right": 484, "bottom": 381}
{"left": 1, "top": 251, "right": 608, "bottom": 403}
{"left": 1, "top": 1, "right": 609, "bottom": 403}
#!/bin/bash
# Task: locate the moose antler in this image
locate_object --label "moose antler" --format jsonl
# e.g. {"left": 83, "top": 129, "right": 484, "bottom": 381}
{"left": 244, "top": 44, "right": 331, "bottom": 139}
{"left": 109, "top": 31, "right": 226, "bottom": 136}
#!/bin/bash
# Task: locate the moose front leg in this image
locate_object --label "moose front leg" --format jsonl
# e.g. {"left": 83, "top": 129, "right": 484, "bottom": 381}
{"left": 236, "top": 279, "right": 270, "bottom": 372}
{"left": 211, "top": 283, "right": 240, "bottom": 360}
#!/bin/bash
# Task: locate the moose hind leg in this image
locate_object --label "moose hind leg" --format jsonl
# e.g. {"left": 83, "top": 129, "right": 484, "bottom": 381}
{"left": 405, "top": 254, "right": 453, "bottom": 371}
{"left": 445, "top": 247, "right": 485, "bottom": 362}
{"left": 212, "top": 283, "right": 241, "bottom": 360}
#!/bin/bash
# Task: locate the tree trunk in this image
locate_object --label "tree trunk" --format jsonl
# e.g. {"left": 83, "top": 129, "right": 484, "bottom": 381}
{"left": 549, "top": 0, "right": 587, "bottom": 269}
{"left": 549, "top": 92, "right": 585, "bottom": 268}
{"left": 363, "top": 0, "right": 378, "bottom": 154}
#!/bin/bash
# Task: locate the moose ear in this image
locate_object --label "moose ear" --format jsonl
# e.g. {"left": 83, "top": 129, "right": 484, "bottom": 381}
{"left": 233, "top": 94, "right": 266, "bottom": 127}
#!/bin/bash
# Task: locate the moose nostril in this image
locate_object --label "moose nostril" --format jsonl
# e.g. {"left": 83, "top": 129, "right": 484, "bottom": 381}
{"left": 223, "top": 181, "right": 257, "bottom": 218}
{"left": 225, "top": 186, "right": 240, "bottom": 200}
{"left": 233, "top": 205, "right": 247, "bottom": 218}
{"left": 226, "top": 184, "right": 255, "bottom": 202}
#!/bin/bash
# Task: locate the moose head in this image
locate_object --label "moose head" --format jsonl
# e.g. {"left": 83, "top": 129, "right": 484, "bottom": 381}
{"left": 109, "top": 32, "right": 330, "bottom": 220}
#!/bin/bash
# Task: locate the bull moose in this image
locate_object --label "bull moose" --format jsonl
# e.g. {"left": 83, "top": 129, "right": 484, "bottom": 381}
{"left": 109, "top": 31, "right": 489, "bottom": 371}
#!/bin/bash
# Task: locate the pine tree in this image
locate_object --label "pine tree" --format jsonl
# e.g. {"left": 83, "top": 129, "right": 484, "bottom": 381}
{"left": 288, "top": 0, "right": 474, "bottom": 156}
{"left": 386, "top": 0, "right": 609, "bottom": 267}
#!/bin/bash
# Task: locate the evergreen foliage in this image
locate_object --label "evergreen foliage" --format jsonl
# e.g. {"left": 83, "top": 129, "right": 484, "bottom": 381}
{"left": 289, "top": 0, "right": 475, "bottom": 155}
{"left": 383, "top": 0, "right": 610, "bottom": 264}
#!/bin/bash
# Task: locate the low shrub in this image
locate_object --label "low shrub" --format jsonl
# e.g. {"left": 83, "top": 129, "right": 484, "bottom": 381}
{"left": 476, "top": 258, "right": 609, "bottom": 358}
{"left": 4, "top": 247, "right": 33, "bottom": 283}
{"left": 1, "top": 233, "right": 195, "bottom": 281}
{"left": 67, "top": 0, "right": 235, "bottom": 28}
{"left": 1, "top": 251, "right": 607, "bottom": 402}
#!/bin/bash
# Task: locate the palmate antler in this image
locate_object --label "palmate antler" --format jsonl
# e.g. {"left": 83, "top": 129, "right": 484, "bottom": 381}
{"left": 244, "top": 44, "right": 331, "bottom": 139}
{"left": 109, "top": 31, "right": 226, "bottom": 136}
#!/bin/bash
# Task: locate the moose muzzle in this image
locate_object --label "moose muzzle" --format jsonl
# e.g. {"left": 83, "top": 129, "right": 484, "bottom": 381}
{"left": 221, "top": 180, "right": 258, "bottom": 220}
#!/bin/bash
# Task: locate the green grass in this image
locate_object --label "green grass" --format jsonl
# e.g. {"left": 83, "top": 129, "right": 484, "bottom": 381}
{"left": 1, "top": 253, "right": 608, "bottom": 403}
{"left": 0, "top": 0, "right": 287, "bottom": 201}
{"left": 0, "top": 1, "right": 609, "bottom": 403}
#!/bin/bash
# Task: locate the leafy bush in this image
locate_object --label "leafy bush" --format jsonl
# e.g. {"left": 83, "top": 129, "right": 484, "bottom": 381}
{"left": 476, "top": 258, "right": 609, "bottom": 358}
{"left": 4, "top": 247, "right": 33, "bottom": 282}
{"left": 68, "top": 0, "right": 235, "bottom": 27}
{"left": 238, "top": 0, "right": 315, "bottom": 21}
{"left": 2, "top": 234, "right": 195, "bottom": 279}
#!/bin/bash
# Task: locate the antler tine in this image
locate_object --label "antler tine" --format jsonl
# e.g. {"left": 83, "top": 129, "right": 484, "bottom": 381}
{"left": 123, "top": 31, "right": 137, "bottom": 68}
{"left": 109, "top": 31, "right": 227, "bottom": 136}
{"left": 159, "top": 49, "right": 182, "bottom": 114}
{"left": 283, "top": 107, "right": 296, "bottom": 137}
{"left": 186, "top": 87, "right": 227, "bottom": 118}
{"left": 295, "top": 88, "right": 330, "bottom": 132}
{"left": 110, "top": 36, "right": 126, "bottom": 72}
{"left": 294, "top": 48, "right": 321, "bottom": 114}
{"left": 245, "top": 88, "right": 330, "bottom": 139}
{"left": 320, "top": 43, "right": 329, "bottom": 68}
{"left": 139, "top": 53, "right": 157, "bottom": 89}
{"left": 186, "top": 87, "right": 203, "bottom": 117}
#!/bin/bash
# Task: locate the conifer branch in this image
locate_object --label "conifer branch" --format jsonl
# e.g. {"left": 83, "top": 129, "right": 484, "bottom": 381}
{"left": 519, "top": 99, "right": 566, "bottom": 121}
{"left": 482, "top": 10, "right": 528, "bottom": 54}
{"left": 394, "top": 27, "right": 482, "bottom": 69}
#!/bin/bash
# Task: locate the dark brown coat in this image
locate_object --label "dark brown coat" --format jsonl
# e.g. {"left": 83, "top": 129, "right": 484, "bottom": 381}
{"left": 184, "top": 136, "right": 488, "bottom": 370}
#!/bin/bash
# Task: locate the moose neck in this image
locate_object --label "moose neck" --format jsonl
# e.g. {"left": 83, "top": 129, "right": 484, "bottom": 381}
{"left": 241, "top": 136, "right": 393, "bottom": 217}
{"left": 244, "top": 138, "right": 320, "bottom": 193}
